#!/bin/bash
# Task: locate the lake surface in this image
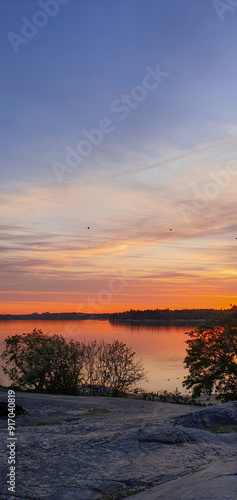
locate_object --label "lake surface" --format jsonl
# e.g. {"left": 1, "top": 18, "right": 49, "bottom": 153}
{"left": 0, "top": 320, "right": 195, "bottom": 393}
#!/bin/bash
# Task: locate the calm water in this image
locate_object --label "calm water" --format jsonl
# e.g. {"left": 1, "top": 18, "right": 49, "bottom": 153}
{"left": 0, "top": 320, "right": 194, "bottom": 393}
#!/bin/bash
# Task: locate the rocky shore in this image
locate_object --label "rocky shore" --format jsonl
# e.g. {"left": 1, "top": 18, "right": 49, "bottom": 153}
{"left": 0, "top": 388, "right": 236, "bottom": 499}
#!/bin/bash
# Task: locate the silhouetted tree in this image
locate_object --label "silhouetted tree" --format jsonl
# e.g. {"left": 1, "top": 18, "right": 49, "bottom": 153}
{"left": 102, "top": 340, "right": 145, "bottom": 396}
{"left": 183, "top": 308, "right": 237, "bottom": 401}
{"left": 1, "top": 329, "right": 84, "bottom": 394}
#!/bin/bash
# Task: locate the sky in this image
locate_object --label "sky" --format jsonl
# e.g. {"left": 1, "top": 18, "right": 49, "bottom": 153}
{"left": 0, "top": 0, "right": 237, "bottom": 314}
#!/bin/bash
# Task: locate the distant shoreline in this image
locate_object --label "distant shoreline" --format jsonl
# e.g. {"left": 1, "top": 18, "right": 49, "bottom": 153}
{"left": 0, "top": 308, "right": 221, "bottom": 324}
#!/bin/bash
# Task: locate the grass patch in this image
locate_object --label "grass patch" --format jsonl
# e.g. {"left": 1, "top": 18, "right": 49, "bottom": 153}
{"left": 85, "top": 408, "right": 110, "bottom": 415}
{"left": 35, "top": 409, "right": 110, "bottom": 425}
{"left": 36, "top": 420, "right": 62, "bottom": 426}
{"left": 210, "top": 425, "right": 237, "bottom": 434}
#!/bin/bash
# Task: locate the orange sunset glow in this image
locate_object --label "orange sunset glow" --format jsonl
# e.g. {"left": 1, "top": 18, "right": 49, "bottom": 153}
{"left": 1, "top": 178, "right": 237, "bottom": 315}
{"left": 1, "top": 176, "right": 237, "bottom": 314}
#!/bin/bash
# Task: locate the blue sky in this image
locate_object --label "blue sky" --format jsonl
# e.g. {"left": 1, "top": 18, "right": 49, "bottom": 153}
{"left": 1, "top": 0, "right": 237, "bottom": 313}
{"left": 1, "top": 0, "right": 237, "bottom": 185}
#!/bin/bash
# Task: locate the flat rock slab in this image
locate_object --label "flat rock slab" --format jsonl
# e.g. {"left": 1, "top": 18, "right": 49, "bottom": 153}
{"left": 130, "top": 459, "right": 237, "bottom": 500}
{"left": 0, "top": 390, "right": 237, "bottom": 499}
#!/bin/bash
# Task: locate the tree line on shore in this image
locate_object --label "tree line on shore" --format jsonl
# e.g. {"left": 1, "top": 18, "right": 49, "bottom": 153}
{"left": 0, "top": 308, "right": 221, "bottom": 321}
{"left": 109, "top": 308, "right": 219, "bottom": 322}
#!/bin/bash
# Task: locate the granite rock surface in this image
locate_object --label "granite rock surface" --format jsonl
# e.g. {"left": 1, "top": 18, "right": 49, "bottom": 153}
{"left": 0, "top": 389, "right": 236, "bottom": 500}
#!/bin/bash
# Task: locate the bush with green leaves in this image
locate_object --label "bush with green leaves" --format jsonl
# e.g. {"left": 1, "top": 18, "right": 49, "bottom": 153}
{"left": 1, "top": 329, "right": 84, "bottom": 395}
{"left": 183, "top": 308, "right": 237, "bottom": 402}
